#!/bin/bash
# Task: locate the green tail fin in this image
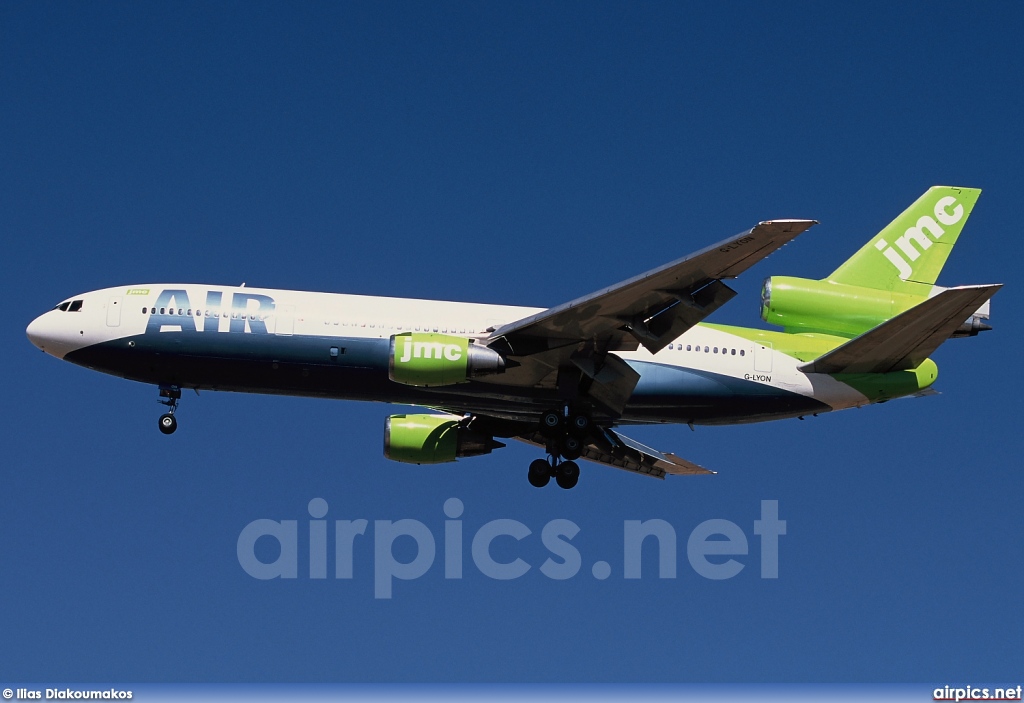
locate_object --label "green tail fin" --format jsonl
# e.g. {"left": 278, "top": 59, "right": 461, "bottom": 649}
{"left": 827, "top": 186, "right": 981, "bottom": 296}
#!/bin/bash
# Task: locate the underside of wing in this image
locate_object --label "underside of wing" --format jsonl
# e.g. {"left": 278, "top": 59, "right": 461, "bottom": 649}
{"left": 488, "top": 219, "right": 817, "bottom": 358}
{"left": 479, "top": 220, "right": 816, "bottom": 415}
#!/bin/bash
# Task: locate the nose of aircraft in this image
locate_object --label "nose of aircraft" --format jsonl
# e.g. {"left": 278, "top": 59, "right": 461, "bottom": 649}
{"left": 26, "top": 311, "right": 76, "bottom": 358}
{"left": 26, "top": 314, "right": 47, "bottom": 351}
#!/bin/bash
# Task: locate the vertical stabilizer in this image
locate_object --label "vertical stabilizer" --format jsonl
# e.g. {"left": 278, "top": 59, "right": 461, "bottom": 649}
{"left": 827, "top": 186, "right": 980, "bottom": 297}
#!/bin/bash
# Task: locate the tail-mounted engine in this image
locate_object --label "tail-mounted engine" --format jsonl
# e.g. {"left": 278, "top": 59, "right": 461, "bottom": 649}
{"left": 761, "top": 276, "right": 993, "bottom": 338}
{"left": 762, "top": 276, "right": 918, "bottom": 337}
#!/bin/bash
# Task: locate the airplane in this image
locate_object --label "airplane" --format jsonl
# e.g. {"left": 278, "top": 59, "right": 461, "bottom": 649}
{"left": 26, "top": 186, "right": 1000, "bottom": 489}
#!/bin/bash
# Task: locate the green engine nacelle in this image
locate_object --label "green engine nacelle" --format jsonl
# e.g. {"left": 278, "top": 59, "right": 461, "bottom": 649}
{"left": 760, "top": 276, "right": 922, "bottom": 337}
{"left": 389, "top": 332, "right": 505, "bottom": 387}
{"left": 383, "top": 414, "right": 502, "bottom": 464}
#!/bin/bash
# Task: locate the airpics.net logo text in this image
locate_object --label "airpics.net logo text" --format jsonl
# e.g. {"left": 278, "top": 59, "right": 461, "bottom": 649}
{"left": 237, "top": 499, "right": 787, "bottom": 599}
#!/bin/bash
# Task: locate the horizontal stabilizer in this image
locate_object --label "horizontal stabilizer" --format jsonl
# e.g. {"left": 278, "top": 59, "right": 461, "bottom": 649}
{"left": 800, "top": 284, "right": 1002, "bottom": 375}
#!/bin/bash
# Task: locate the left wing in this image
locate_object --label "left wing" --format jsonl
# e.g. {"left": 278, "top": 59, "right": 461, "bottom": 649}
{"left": 483, "top": 219, "right": 816, "bottom": 414}
{"left": 515, "top": 427, "right": 714, "bottom": 480}
{"left": 488, "top": 219, "right": 816, "bottom": 357}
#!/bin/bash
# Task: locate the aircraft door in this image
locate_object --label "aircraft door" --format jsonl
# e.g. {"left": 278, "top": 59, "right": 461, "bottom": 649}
{"left": 754, "top": 342, "right": 773, "bottom": 373}
{"left": 106, "top": 296, "right": 122, "bottom": 327}
{"left": 274, "top": 305, "right": 295, "bottom": 336}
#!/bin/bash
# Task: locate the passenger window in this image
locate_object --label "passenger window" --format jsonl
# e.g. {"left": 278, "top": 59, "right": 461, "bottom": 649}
{"left": 686, "top": 345, "right": 691, "bottom": 351}
{"left": 704, "top": 346, "right": 709, "bottom": 353}
{"left": 160, "top": 307, "right": 166, "bottom": 315}
{"left": 731, "top": 349, "right": 736, "bottom": 355}
{"left": 142, "top": 307, "right": 148, "bottom": 314}
{"left": 740, "top": 350, "right": 745, "bottom": 356}
{"left": 713, "top": 347, "right": 718, "bottom": 353}
{"left": 668, "top": 343, "right": 674, "bottom": 350}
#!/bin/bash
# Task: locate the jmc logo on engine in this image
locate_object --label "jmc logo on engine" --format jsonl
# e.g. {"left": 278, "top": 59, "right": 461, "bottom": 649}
{"left": 398, "top": 338, "right": 464, "bottom": 363}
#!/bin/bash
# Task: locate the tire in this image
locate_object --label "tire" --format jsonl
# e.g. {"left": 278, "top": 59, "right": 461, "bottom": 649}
{"left": 560, "top": 435, "right": 583, "bottom": 460}
{"left": 556, "top": 461, "right": 580, "bottom": 489}
{"left": 528, "top": 459, "right": 551, "bottom": 488}
{"left": 568, "top": 414, "right": 590, "bottom": 436}
{"left": 158, "top": 413, "right": 177, "bottom": 435}
{"left": 539, "top": 410, "right": 563, "bottom": 437}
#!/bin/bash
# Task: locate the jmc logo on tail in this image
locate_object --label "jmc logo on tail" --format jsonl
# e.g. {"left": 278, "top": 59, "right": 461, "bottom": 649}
{"left": 875, "top": 196, "right": 964, "bottom": 280}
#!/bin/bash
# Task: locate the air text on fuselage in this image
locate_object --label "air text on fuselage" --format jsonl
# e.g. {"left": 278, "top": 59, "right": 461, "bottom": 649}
{"left": 144, "top": 289, "right": 276, "bottom": 335}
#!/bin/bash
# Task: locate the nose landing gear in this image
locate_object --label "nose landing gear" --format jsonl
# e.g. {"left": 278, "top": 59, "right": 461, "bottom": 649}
{"left": 157, "top": 386, "right": 181, "bottom": 435}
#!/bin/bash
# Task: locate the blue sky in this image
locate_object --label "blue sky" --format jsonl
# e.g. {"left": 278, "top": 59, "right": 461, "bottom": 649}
{"left": 2, "top": 1, "right": 1022, "bottom": 683}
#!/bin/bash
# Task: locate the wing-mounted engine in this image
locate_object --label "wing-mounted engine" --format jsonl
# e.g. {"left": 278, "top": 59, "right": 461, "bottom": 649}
{"left": 383, "top": 414, "right": 505, "bottom": 464}
{"left": 388, "top": 333, "right": 506, "bottom": 387}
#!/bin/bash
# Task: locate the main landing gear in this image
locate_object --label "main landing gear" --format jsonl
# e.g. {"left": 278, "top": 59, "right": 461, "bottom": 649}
{"left": 157, "top": 386, "right": 181, "bottom": 435}
{"left": 528, "top": 456, "right": 580, "bottom": 490}
{"left": 528, "top": 407, "right": 589, "bottom": 489}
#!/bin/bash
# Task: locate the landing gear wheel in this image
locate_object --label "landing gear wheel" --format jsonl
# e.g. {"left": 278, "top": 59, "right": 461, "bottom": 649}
{"left": 556, "top": 461, "right": 580, "bottom": 490}
{"left": 539, "top": 410, "right": 563, "bottom": 437}
{"left": 568, "top": 414, "right": 590, "bottom": 436}
{"left": 560, "top": 435, "right": 583, "bottom": 460}
{"left": 528, "top": 459, "right": 551, "bottom": 488}
{"left": 157, "top": 385, "right": 182, "bottom": 435}
{"left": 158, "top": 413, "right": 177, "bottom": 435}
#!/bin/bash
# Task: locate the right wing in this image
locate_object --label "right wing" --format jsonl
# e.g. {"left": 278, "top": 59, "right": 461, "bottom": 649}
{"left": 800, "top": 284, "right": 1002, "bottom": 375}
{"left": 515, "top": 426, "right": 714, "bottom": 480}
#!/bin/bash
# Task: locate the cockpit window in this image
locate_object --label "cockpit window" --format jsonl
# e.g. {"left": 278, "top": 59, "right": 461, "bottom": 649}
{"left": 53, "top": 299, "right": 84, "bottom": 312}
